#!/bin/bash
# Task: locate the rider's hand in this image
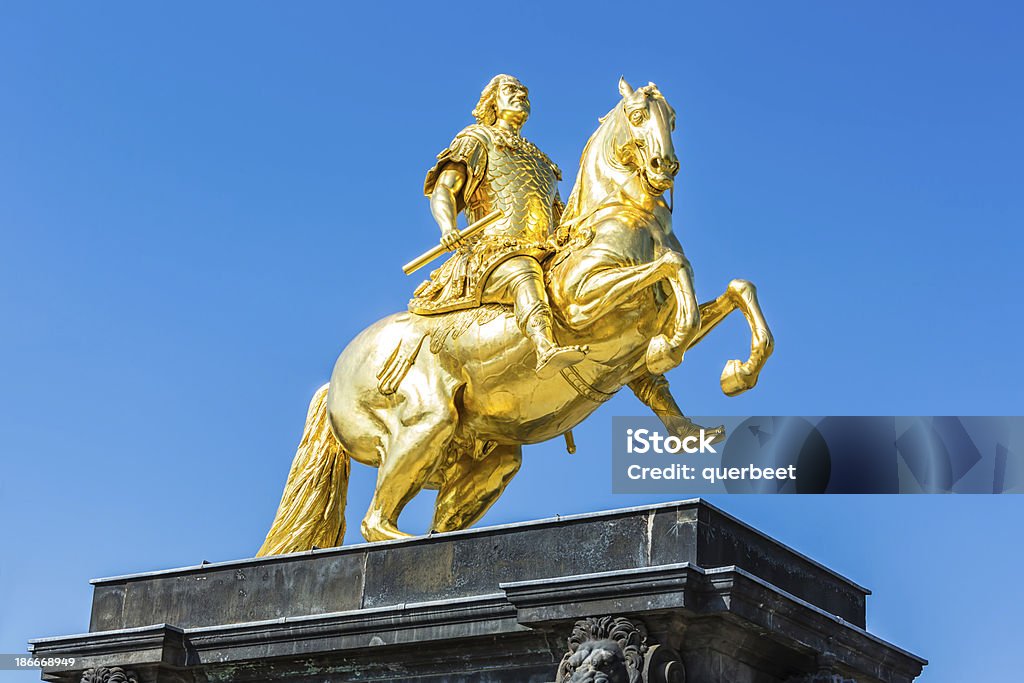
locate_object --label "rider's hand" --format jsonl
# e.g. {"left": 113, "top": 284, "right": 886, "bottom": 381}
{"left": 441, "top": 228, "right": 463, "bottom": 251}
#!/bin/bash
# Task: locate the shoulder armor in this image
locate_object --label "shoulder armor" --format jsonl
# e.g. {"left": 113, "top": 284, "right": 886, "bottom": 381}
{"left": 456, "top": 124, "right": 493, "bottom": 149}
{"left": 424, "top": 125, "right": 490, "bottom": 200}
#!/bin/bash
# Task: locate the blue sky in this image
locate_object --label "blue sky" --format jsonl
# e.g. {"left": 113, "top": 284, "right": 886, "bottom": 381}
{"left": 1, "top": 2, "right": 1022, "bottom": 681}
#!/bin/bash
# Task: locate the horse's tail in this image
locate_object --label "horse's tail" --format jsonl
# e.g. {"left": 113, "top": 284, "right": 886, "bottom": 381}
{"left": 257, "top": 383, "right": 350, "bottom": 556}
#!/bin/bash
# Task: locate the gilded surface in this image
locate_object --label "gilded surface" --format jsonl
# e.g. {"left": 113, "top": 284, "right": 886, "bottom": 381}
{"left": 410, "top": 123, "right": 561, "bottom": 315}
{"left": 258, "top": 76, "right": 774, "bottom": 555}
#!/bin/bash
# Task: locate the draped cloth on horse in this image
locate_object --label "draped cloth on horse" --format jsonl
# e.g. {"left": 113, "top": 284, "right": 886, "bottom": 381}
{"left": 409, "top": 124, "right": 563, "bottom": 315}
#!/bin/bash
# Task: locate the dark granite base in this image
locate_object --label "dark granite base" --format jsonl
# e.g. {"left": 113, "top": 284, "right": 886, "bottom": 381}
{"left": 30, "top": 499, "right": 925, "bottom": 683}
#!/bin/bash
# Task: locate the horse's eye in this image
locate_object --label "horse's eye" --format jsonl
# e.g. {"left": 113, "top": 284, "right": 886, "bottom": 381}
{"left": 629, "top": 110, "right": 647, "bottom": 125}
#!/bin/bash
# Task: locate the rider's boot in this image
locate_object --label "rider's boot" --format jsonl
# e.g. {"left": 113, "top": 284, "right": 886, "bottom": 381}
{"left": 520, "top": 301, "right": 588, "bottom": 379}
{"left": 509, "top": 261, "right": 588, "bottom": 379}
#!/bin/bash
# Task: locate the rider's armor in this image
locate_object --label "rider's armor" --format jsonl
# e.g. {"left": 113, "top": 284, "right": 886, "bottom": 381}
{"left": 409, "top": 124, "right": 563, "bottom": 315}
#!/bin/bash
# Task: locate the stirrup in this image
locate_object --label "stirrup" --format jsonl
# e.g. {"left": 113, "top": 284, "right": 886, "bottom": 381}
{"left": 536, "top": 344, "right": 588, "bottom": 380}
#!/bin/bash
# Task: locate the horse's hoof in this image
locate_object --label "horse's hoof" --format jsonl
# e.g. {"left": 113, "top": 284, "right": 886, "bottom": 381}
{"left": 360, "top": 517, "right": 413, "bottom": 543}
{"left": 536, "top": 345, "right": 588, "bottom": 379}
{"left": 721, "top": 359, "right": 759, "bottom": 396}
{"left": 646, "top": 334, "right": 682, "bottom": 375}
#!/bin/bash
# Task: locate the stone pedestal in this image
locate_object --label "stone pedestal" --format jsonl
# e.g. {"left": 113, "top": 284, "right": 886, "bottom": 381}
{"left": 29, "top": 499, "right": 925, "bottom": 682}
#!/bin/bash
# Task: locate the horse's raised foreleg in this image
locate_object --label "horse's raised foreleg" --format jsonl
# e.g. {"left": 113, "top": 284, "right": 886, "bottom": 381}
{"left": 629, "top": 374, "right": 725, "bottom": 442}
{"left": 565, "top": 250, "right": 700, "bottom": 375}
{"left": 360, "top": 385, "right": 458, "bottom": 542}
{"left": 563, "top": 251, "right": 687, "bottom": 328}
{"left": 431, "top": 444, "right": 522, "bottom": 533}
{"left": 645, "top": 265, "right": 701, "bottom": 374}
{"left": 688, "top": 279, "right": 774, "bottom": 396}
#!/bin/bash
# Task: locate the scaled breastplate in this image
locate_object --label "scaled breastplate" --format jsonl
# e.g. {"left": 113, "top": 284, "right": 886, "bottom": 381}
{"left": 466, "top": 128, "right": 559, "bottom": 244}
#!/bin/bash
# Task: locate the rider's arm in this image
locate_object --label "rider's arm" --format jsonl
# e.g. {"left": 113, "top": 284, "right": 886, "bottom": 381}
{"left": 430, "top": 164, "right": 467, "bottom": 250}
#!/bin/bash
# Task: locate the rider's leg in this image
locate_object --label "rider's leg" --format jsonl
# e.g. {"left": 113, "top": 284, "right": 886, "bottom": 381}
{"left": 431, "top": 444, "right": 522, "bottom": 533}
{"left": 487, "top": 256, "right": 587, "bottom": 379}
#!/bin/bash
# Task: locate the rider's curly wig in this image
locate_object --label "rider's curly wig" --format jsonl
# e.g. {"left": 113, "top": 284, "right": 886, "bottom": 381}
{"left": 472, "top": 74, "right": 524, "bottom": 125}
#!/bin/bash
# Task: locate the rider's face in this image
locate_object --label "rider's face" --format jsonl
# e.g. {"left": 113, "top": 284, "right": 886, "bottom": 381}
{"left": 495, "top": 80, "right": 530, "bottom": 122}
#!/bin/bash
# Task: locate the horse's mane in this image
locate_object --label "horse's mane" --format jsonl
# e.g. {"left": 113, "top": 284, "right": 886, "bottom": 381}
{"left": 558, "top": 104, "right": 620, "bottom": 238}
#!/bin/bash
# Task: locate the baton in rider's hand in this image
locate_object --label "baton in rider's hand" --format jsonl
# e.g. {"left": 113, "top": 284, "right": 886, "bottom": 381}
{"left": 402, "top": 209, "right": 502, "bottom": 275}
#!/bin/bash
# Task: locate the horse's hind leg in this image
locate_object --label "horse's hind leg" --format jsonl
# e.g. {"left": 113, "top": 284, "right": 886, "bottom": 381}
{"left": 431, "top": 444, "right": 522, "bottom": 533}
{"left": 360, "top": 385, "right": 459, "bottom": 543}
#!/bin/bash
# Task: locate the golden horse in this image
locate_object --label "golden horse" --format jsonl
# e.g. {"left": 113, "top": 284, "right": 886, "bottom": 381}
{"left": 258, "top": 78, "right": 774, "bottom": 554}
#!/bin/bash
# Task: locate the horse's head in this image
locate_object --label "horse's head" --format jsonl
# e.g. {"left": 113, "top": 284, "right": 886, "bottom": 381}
{"left": 558, "top": 77, "right": 680, "bottom": 234}
{"left": 613, "top": 77, "right": 678, "bottom": 195}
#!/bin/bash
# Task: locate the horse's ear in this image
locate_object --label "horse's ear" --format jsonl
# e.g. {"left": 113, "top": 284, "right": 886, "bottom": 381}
{"left": 618, "top": 76, "right": 634, "bottom": 98}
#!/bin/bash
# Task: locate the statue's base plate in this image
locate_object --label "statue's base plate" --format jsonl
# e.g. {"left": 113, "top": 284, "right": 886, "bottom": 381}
{"left": 30, "top": 500, "right": 924, "bottom": 682}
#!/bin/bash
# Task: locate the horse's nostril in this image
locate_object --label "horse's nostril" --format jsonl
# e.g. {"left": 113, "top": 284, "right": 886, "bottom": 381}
{"left": 651, "top": 157, "right": 661, "bottom": 170}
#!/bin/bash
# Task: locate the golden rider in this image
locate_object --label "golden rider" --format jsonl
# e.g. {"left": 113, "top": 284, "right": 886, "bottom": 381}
{"left": 410, "top": 74, "right": 588, "bottom": 378}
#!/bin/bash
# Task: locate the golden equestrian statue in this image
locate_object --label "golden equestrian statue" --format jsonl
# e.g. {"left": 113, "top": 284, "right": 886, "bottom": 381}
{"left": 257, "top": 75, "right": 774, "bottom": 555}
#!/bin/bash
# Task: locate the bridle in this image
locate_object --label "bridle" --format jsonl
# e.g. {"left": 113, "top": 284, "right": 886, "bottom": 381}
{"left": 619, "top": 97, "right": 676, "bottom": 205}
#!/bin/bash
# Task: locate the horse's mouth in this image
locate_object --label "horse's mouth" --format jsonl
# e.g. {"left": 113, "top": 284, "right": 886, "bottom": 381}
{"left": 640, "top": 169, "right": 674, "bottom": 195}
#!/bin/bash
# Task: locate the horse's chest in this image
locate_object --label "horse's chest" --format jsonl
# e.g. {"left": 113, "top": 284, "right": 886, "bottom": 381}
{"left": 597, "top": 222, "right": 658, "bottom": 266}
